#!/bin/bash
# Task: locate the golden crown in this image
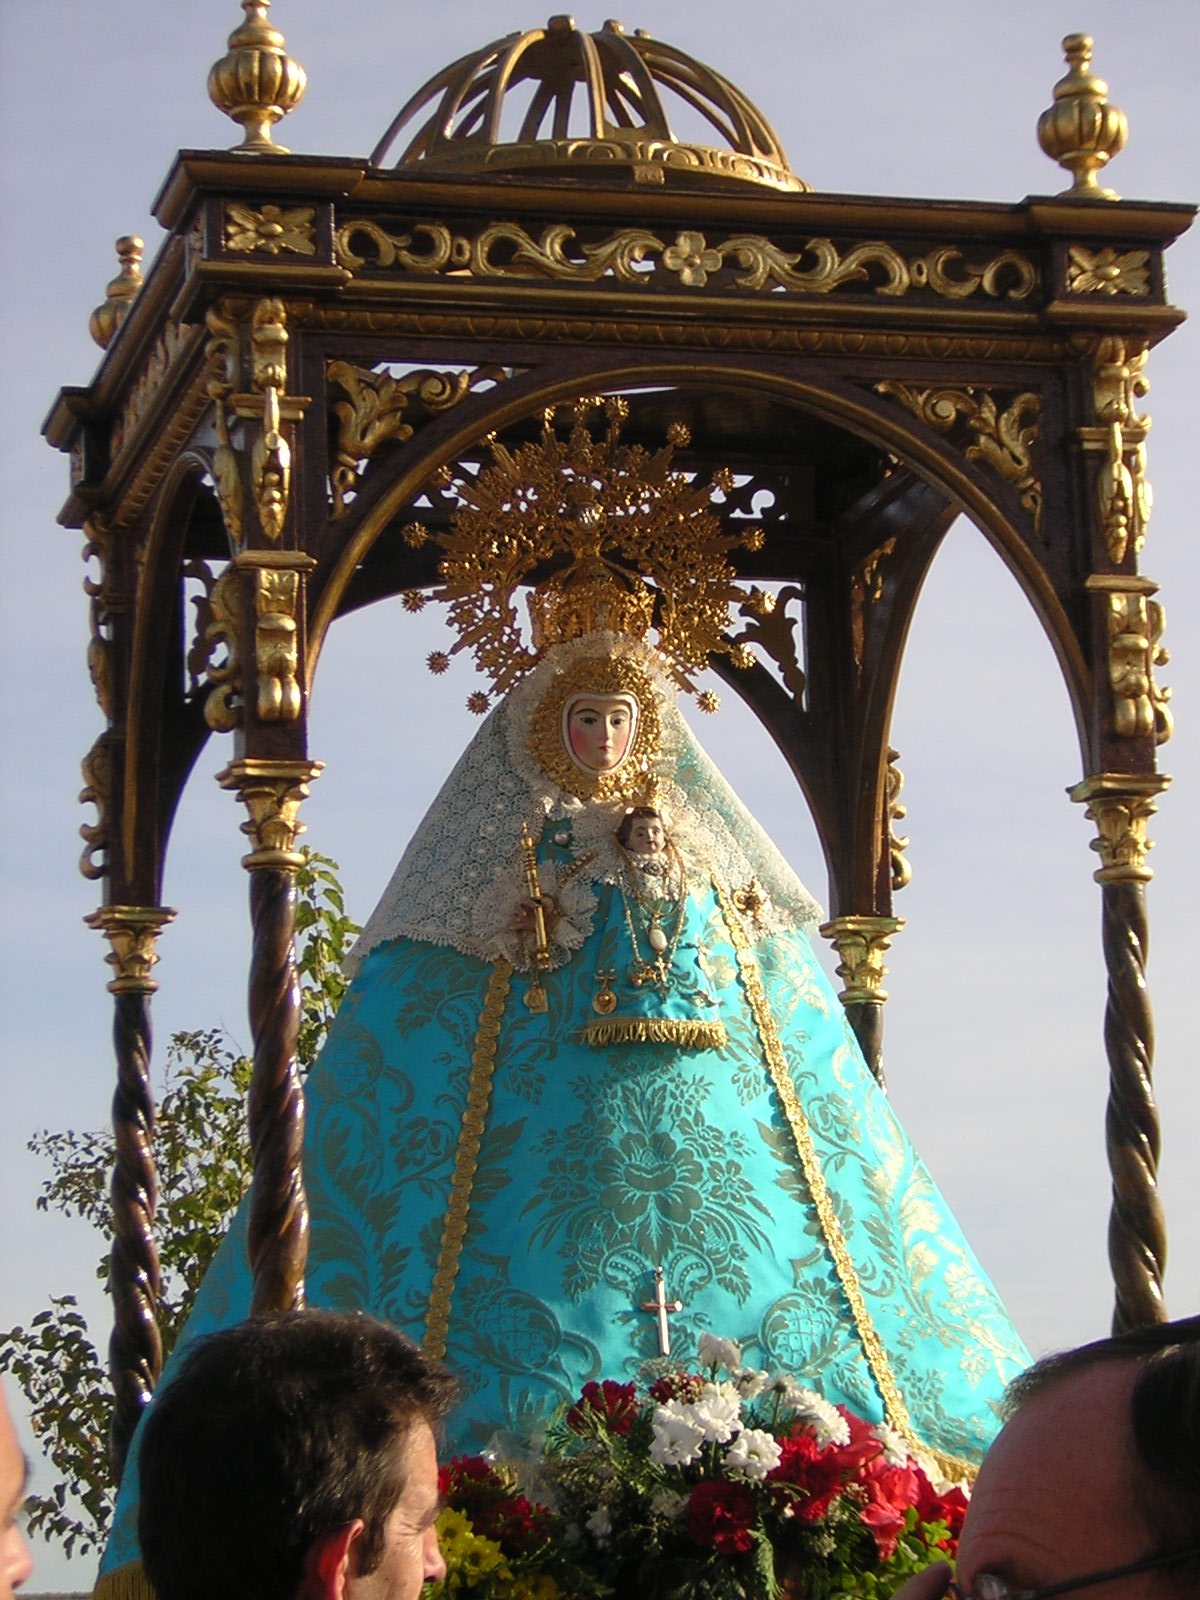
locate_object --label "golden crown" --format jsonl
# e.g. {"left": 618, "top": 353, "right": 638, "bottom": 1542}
{"left": 404, "top": 396, "right": 762, "bottom": 712}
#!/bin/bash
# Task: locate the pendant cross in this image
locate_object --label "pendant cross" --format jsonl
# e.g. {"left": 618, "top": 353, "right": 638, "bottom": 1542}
{"left": 640, "top": 1265, "right": 684, "bottom": 1356}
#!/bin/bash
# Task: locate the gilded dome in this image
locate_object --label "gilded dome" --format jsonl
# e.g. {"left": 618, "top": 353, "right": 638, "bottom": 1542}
{"left": 370, "top": 14, "right": 806, "bottom": 192}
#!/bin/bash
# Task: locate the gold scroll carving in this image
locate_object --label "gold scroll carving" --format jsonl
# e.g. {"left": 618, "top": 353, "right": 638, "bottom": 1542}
{"left": 876, "top": 382, "right": 1042, "bottom": 535}
{"left": 202, "top": 564, "right": 243, "bottom": 732}
{"left": 205, "top": 303, "right": 245, "bottom": 547}
{"left": 1088, "top": 576, "right": 1172, "bottom": 745}
{"left": 334, "top": 217, "right": 1037, "bottom": 302}
{"left": 727, "top": 585, "right": 806, "bottom": 700}
{"left": 79, "top": 734, "right": 112, "bottom": 881}
{"left": 251, "top": 298, "right": 290, "bottom": 543}
{"left": 886, "top": 749, "right": 912, "bottom": 892}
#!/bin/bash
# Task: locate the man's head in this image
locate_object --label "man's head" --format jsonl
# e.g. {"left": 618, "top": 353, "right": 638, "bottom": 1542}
{"left": 138, "top": 1311, "right": 457, "bottom": 1600}
{"left": 0, "top": 1385, "right": 33, "bottom": 1600}
{"left": 952, "top": 1315, "right": 1200, "bottom": 1599}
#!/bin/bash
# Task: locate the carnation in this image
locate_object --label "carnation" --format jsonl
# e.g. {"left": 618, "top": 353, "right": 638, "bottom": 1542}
{"left": 725, "top": 1426, "right": 783, "bottom": 1480}
{"left": 650, "top": 1400, "right": 706, "bottom": 1466}
{"left": 697, "top": 1332, "right": 743, "bottom": 1372}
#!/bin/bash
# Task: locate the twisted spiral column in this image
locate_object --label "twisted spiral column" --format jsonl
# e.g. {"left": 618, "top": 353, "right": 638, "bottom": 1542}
{"left": 219, "top": 758, "right": 323, "bottom": 1314}
{"left": 85, "top": 904, "right": 175, "bottom": 1480}
{"left": 1071, "top": 774, "right": 1169, "bottom": 1332}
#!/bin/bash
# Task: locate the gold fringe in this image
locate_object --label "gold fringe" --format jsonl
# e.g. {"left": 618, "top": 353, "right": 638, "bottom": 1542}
{"left": 583, "top": 1016, "right": 728, "bottom": 1050}
{"left": 93, "top": 1561, "right": 156, "bottom": 1600}
{"left": 423, "top": 960, "right": 513, "bottom": 1360}
{"left": 712, "top": 878, "right": 920, "bottom": 1452}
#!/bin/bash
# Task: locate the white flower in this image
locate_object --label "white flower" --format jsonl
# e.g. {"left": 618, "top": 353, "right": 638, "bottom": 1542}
{"left": 650, "top": 1488, "right": 690, "bottom": 1521}
{"left": 692, "top": 1382, "right": 742, "bottom": 1443}
{"left": 586, "top": 1507, "right": 612, "bottom": 1545}
{"left": 697, "top": 1332, "right": 742, "bottom": 1372}
{"left": 734, "top": 1365, "right": 771, "bottom": 1400}
{"left": 876, "top": 1424, "right": 910, "bottom": 1467}
{"left": 724, "top": 1427, "right": 783, "bottom": 1480}
{"left": 775, "top": 1381, "right": 850, "bottom": 1448}
{"left": 650, "top": 1401, "right": 706, "bottom": 1467}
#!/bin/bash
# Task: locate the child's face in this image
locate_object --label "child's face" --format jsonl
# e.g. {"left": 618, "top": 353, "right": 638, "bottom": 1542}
{"left": 628, "top": 815, "right": 666, "bottom": 854}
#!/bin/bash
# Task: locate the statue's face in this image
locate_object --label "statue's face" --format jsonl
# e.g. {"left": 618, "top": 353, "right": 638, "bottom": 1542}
{"left": 564, "top": 694, "right": 637, "bottom": 773}
{"left": 627, "top": 815, "right": 666, "bottom": 854}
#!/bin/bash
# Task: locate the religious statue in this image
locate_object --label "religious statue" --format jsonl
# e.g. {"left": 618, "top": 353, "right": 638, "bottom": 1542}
{"left": 102, "top": 401, "right": 1028, "bottom": 1577}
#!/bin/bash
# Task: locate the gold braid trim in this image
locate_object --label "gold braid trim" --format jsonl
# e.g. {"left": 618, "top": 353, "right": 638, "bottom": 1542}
{"left": 712, "top": 878, "right": 917, "bottom": 1447}
{"left": 423, "top": 960, "right": 513, "bottom": 1359}
{"left": 93, "top": 1562, "right": 156, "bottom": 1600}
{"left": 583, "top": 1016, "right": 728, "bottom": 1050}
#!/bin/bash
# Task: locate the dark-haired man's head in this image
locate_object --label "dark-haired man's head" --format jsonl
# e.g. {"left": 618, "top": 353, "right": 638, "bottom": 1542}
{"left": 138, "top": 1311, "right": 457, "bottom": 1600}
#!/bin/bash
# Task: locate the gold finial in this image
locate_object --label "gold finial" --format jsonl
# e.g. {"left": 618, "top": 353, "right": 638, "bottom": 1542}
{"left": 89, "top": 236, "right": 144, "bottom": 350}
{"left": 208, "top": 1, "right": 306, "bottom": 154}
{"left": 1037, "top": 34, "right": 1127, "bottom": 200}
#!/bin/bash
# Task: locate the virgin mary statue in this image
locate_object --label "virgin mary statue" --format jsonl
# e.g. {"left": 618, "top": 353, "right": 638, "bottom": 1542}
{"left": 103, "top": 404, "right": 1028, "bottom": 1576}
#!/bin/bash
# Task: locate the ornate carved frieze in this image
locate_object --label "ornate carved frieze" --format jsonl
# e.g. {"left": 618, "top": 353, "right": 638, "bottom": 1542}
{"left": 327, "top": 362, "right": 509, "bottom": 517}
{"left": 84, "top": 905, "right": 177, "bottom": 994}
{"left": 224, "top": 202, "right": 316, "bottom": 256}
{"left": 333, "top": 217, "right": 1037, "bottom": 302}
{"left": 1067, "top": 245, "right": 1149, "bottom": 297}
{"left": 875, "top": 381, "right": 1042, "bottom": 534}
{"left": 1076, "top": 336, "right": 1152, "bottom": 565}
{"left": 817, "top": 915, "right": 905, "bottom": 1005}
{"left": 217, "top": 758, "right": 325, "bottom": 870}
{"left": 726, "top": 584, "right": 806, "bottom": 700}
{"left": 109, "top": 321, "right": 196, "bottom": 463}
{"left": 1069, "top": 773, "right": 1170, "bottom": 885}
{"left": 1088, "top": 575, "right": 1172, "bottom": 745}
{"left": 885, "top": 749, "right": 912, "bottom": 892}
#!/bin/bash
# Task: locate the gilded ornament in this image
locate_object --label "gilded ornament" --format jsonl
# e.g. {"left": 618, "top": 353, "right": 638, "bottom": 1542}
{"left": 251, "top": 299, "right": 290, "bottom": 542}
{"left": 207, "top": 0, "right": 306, "bottom": 154}
{"left": 850, "top": 538, "right": 897, "bottom": 673}
{"left": 109, "top": 320, "right": 192, "bottom": 463}
{"left": 89, "top": 236, "right": 143, "bottom": 350}
{"left": 1091, "top": 579, "right": 1172, "bottom": 745}
{"left": 224, "top": 202, "right": 316, "bottom": 256}
{"left": 426, "top": 398, "right": 754, "bottom": 707}
{"left": 885, "top": 750, "right": 912, "bottom": 892}
{"left": 817, "top": 915, "right": 905, "bottom": 1006}
{"left": 327, "top": 362, "right": 503, "bottom": 518}
{"left": 218, "top": 757, "right": 325, "bottom": 870}
{"left": 333, "top": 216, "right": 1036, "bottom": 303}
{"left": 203, "top": 564, "right": 243, "bottom": 732}
{"left": 1067, "top": 245, "right": 1149, "bottom": 297}
{"left": 875, "top": 382, "right": 1042, "bottom": 535}
{"left": 252, "top": 567, "right": 303, "bottom": 723}
{"left": 1069, "top": 774, "right": 1170, "bottom": 885}
{"left": 1037, "top": 35, "right": 1127, "bottom": 199}
{"left": 84, "top": 905, "right": 176, "bottom": 995}
{"left": 1079, "top": 337, "right": 1152, "bottom": 565}
{"left": 79, "top": 733, "right": 112, "bottom": 881}
{"left": 729, "top": 585, "right": 806, "bottom": 701}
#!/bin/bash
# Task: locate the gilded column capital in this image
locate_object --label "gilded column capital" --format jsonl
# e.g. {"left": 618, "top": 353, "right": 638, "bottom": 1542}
{"left": 1069, "top": 772, "right": 1171, "bottom": 884}
{"left": 818, "top": 915, "right": 905, "bottom": 1005}
{"left": 85, "top": 905, "right": 177, "bottom": 994}
{"left": 218, "top": 758, "right": 325, "bottom": 870}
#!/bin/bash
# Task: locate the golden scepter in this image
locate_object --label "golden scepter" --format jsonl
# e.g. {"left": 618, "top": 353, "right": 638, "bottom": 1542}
{"left": 520, "top": 822, "right": 550, "bottom": 1013}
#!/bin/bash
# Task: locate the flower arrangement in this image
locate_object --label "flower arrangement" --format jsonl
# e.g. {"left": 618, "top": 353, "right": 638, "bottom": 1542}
{"left": 428, "top": 1336, "right": 968, "bottom": 1600}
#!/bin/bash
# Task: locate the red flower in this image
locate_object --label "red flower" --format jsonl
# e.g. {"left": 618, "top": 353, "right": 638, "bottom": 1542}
{"left": 913, "top": 1475, "right": 969, "bottom": 1551}
{"left": 688, "top": 1480, "right": 758, "bottom": 1555}
{"left": 566, "top": 1379, "right": 640, "bottom": 1436}
{"left": 649, "top": 1371, "right": 707, "bottom": 1404}
{"left": 438, "top": 1454, "right": 551, "bottom": 1557}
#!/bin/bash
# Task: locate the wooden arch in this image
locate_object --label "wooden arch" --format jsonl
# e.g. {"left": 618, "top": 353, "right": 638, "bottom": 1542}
{"left": 48, "top": 96, "right": 1192, "bottom": 1474}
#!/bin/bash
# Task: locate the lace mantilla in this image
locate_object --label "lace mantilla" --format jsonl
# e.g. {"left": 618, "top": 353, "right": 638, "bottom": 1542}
{"left": 346, "top": 637, "right": 823, "bottom": 974}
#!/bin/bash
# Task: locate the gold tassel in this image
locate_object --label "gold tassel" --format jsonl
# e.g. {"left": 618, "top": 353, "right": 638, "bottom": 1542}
{"left": 583, "top": 1017, "right": 727, "bottom": 1050}
{"left": 93, "top": 1561, "right": 157, "bottom": 1600}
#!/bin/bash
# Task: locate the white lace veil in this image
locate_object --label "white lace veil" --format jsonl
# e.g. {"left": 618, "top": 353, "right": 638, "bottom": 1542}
{"left": 345, "top": 635, "right": 823, "bottom": 975}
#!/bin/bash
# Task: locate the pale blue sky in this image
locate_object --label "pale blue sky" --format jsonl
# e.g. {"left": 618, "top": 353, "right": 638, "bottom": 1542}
{"left": 1, "top": 2, "right": 1196, "bottom": 1588}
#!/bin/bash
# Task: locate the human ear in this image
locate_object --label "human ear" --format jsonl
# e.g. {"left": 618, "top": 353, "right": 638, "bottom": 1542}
{"left": 300, "top": 1521, "right": 364, "bottom": 1600}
